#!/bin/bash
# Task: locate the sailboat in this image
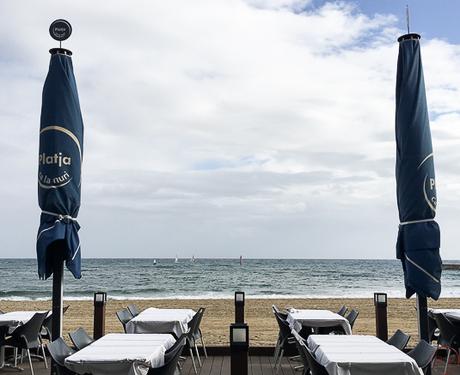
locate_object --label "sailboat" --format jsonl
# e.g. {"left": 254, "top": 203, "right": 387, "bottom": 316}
{"left": 153, "top": 259, "right": 157, "bottom": 265}
{"left": 175, "top": 255, "right": 179, "bottom": 263}
{"left": 240, "top": 255, "right": 243, "bottom": 266}
{"left": 191, "top": 255, "right": 195, "bottom": 263}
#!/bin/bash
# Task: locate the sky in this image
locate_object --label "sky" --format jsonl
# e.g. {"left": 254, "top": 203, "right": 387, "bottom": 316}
{"left": 0, "top": 0, "right": 459, "bottom": 259}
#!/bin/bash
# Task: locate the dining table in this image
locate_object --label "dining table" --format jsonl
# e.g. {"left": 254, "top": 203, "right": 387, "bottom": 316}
{"left": 65, "top": 333, "right": 176, "bottom": 375}
{"left": 125, "top": 307, "right": 195, "bottom": 337}
{"left": 286, "top": 309, "right": 352, "bottom": 335}
{"left": 306, "top": 334, "right": 423, "bottom": 375}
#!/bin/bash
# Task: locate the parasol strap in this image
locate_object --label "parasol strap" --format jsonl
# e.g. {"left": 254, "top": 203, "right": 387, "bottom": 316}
{"left": 42, "top": 210, "right": 77, "bottom": 221}
{"left": 399, "top": 218, "right": 434, "bottom": 226}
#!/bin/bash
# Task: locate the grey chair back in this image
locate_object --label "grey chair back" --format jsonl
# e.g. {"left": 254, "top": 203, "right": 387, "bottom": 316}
{"left": 10, "top": 311, "right": 48, "bottom": 349}
{"left": 336, "top": 305, "right": 348, "bottom": 316}
{"left": 69, "top": 327, "right": 94, "bottom": 350}
{"left": 346, "top": 309, "right": 359, "bottom": 329}
{"left": 116, "top": 308, "right": 133, "bottom": 333}
{"left": 387, "top": 329, "right": 410, "bottom": 351}
{"left": 407, "top": 340, "right": 437, "bottom": 372}
{"left": 127, "top": 304, "right": 140, "bottom": 317}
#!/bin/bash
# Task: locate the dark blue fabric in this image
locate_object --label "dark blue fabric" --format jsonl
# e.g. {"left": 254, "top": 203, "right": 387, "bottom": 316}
{"left": 37, "top": 53, "right": 84, "bottom": 280}
{"left": 395, "top": 38, "right": 442, "bottom": 299}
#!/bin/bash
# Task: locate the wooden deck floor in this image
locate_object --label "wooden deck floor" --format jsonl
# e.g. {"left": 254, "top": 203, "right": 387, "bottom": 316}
{"left": 8, "top": 355, "right": 460, "bottom": 375}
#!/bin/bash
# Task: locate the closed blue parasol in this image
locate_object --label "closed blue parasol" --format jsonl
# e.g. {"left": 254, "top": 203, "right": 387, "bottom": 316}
{"left": 37, "top": 49, "right": 83, "bottom": 280}
{"left": 395, "top": 33, "right": 442, "bottom": 301}
{"left": 36, "top": 22, "right": 84, "bottom": 339}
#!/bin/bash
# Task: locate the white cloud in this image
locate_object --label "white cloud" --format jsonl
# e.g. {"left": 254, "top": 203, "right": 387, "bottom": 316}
{"left": 0, "top": 0, "right": 459, "bottom": 259}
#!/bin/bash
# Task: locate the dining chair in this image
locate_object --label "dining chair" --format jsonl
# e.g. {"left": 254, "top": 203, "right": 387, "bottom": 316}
{"left": 2, "top": 312, "right": 49, "bottom": 375}
{"left": 346, "top": 309, "right": 359, "bottom": 329}
{"left": 434, "top": 313, "right": 460, "bottom": 374}
{"left": 301, "top": 339, "right": 328, "bottom": 375}
{"left": 407, "top": 340, "right": 437, "bottom": 374}
{"left": 47, "top": 337, "right": 77, "bottom": 375}
{"left": 69, "top": 327, "right": 94, "bottom": 350}
{"left": 387, "top": 329, "right": 411, "bottom": 351}
{"left": 291, "top": 330, "right": 309, "bottom": 375}
{"left": 127, "top": 304, "right": 140, "bottom": 317}
{"left": 272, "top": 309, "right": 297, "bottom": 374}
{"left": 147, "top": 334, "right": 186, "bottom": 375}
{"left": 336, "top": 305, "right": 348, "bottom": 317}
{"left": 116, "top": 308, "right": 133, "bottom": 333}
{"left": 41, "top": 305, "right": 70, "bottom": 342}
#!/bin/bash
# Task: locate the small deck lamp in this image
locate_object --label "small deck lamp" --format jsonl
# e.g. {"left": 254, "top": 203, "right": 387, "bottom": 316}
{"left": 235, "top": 291, "right": 245, "bottom": 323}
{"left": 230, "top": 323, "right": 249, "bottom": 375}
{"left": 374, "top": 292, "right": 388, "bottom": 341}
{"left": 93, "top": 292, "right": 107, "bottom": 339}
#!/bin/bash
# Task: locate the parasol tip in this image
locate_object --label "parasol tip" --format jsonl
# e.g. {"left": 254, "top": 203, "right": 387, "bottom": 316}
{"left": 397, "top": 33, "right": 421, "bottom": 43}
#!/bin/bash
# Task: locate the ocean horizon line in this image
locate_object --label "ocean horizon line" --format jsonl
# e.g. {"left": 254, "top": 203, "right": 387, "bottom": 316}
{"left": 2, "top": 257, "right": 459, "bottom": 261}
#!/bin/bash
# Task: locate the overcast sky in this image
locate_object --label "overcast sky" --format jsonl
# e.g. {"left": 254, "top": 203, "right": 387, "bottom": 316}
{"left": 0, "top": 0, "right": 459, "bottom": 259}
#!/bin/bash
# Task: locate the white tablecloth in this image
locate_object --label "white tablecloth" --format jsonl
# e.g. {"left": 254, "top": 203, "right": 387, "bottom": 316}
{"left": 287, "top": 309, "right": 352, "bottom": 335}
{"left": 307, "top": 335, "right": 423, "bottom": 375}
{"left": 429, "top": 308, "right": 460, "bottom": 322}
{"left": 65, "top": 333, "right": 176, "bottom": 375}
{"left": 126, "top": 308, "right": 195, "bottom": 337}
{"left": 0, "top": 311, "right": 45, "bottom": 328}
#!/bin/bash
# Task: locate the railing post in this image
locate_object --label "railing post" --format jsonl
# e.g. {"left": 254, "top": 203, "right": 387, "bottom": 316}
{"left": 374, "top": 292, "right": 388, "bottom": 341}
{"left": 93, "top": 292, "right": 107, "bottom": 339}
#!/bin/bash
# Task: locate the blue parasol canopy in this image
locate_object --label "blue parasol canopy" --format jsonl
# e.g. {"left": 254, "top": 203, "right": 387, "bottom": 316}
{"left": 37, "top": 51, "right": 84, "bottom": 280}
{"left": 395, "top": 34, "right": 442, "bottom": 300}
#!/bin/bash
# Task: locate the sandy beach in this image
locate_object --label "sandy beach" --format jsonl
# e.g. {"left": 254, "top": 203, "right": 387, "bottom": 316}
{"left": 1, "top": 297, "right": 458, "bottom": 346}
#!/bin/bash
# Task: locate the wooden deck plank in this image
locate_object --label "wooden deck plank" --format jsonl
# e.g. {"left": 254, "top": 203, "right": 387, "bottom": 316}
{"left": 18, "top": 355, "right": 460, "bottom": 375}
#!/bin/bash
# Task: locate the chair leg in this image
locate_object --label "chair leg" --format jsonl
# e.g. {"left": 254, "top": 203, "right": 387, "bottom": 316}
{"left": 194, "top": 342, "right": 202, "bottom": 367}
{"left": 41, "top": 344, "right": 48, "bottom": 368}
{"left": 189, "top": 347, "right": 197, "bottom": 374}
{"left": 444, "top": 347, "right": 451, "bottom": 375}
{"left": 27, "top": 349, "right": 34, "bottom": 375}
{"left": 276, "top": 349, "right": 284, "bottom": 374}
{"left": 200, "top": 335, "right": 208, "bottom": 358}
{"left": 274, "top": 339, "right": 281, "bottom": 363}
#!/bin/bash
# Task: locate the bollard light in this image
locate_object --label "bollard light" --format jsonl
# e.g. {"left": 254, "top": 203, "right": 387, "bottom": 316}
{"left": 230, "top": 323, "right": 249, "bottom": 375}
{"left": 93, "top": 292, "right": 107, "bottom": 339}
{"left": 235, "top": 291, "right": 245, "bottom": 324}
{"left": 374, "top": 292, "right": 388, "bottom": 341}
{"left": 374, "top": 293, "right": 387, "bottom": 305}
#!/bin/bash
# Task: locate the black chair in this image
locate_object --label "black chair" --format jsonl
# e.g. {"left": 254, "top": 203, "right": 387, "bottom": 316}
{"left": 387, "top": 329, "right": 411, "bottom": 351}
{"left": 407, "top": 340, "right": 437, "bottom": 374}
{"left": 2, "top": 312, "right": 49, "bottom": 375}
{"left": 272, "top": 305, "right": 288, "bottom": 320}
{"left": 190, "top": 307, "right": 207, "bottom": 359}
{"left": 147, "top": 334, "right": 186, "bottom": 375}
{"left": 69, "top": 327, "right": 94, "bottom": 350}
{"left": 127, "top": 304, "right": 140, "bottom": 317}
{"left": 434, "top": 313, "right": 460, "bottom": 374}
{"left": 346, "top": 309, "right": 359, "bottom": 329}
{"left": 336, "top": 305, "right": 348, "bottom": 317}
{"left": 301, "top": 339, "right": 329, "bottom": 375}
{"left": 272, "top": 308, "right": 297, "bottom": 374}
{"left": 47, "top": 337, "right": 77, "bottom": 375}
{"left": 116, "top": 308, "right": 133, "bottom": 333}
{"left": 182, "top": 308, "right": 206, "bottom": 374}
{"left": 291, "top": 330, "right": 309, "bottom": 375}
{"left": 41, "top": 305, "right": 70, "bottom": 342}
{"left": 428, "top": 314, "right": 439, "bottom": 343}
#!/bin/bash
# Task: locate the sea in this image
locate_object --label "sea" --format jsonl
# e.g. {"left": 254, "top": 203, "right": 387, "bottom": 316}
{"left": 0, "top": 258, "right": 459, "bottom": 301}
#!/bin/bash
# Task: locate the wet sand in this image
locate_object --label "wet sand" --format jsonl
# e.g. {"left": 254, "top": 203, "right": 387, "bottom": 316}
{"left": 1, "top": 297, "right": 458, "bottom": 346}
